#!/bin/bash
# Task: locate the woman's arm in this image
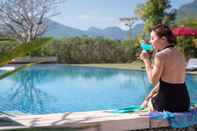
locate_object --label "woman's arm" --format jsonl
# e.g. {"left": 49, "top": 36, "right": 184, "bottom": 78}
{"left": 140, "top": 53, "right": 164, "bottom": 86}
{"left": 141, "top": 83, "right": 159, "bottom": 108}
{"left": 145, "top": 83, "right": 159, "bottom": 101}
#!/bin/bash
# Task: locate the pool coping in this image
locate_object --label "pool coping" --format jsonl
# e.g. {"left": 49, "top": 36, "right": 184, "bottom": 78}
{"left": 0, "top": 110, "right": 170, "bottom": 131}
{"left": 3, "top": 64, "right": 197, "bottom": 75}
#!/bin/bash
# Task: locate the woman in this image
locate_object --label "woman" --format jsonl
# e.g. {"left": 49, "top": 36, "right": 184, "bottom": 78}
{"left": 140, "top": 24, "right": 190, "bottom": 112}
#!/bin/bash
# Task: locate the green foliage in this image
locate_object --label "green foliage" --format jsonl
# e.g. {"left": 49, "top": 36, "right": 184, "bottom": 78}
{"left": 121, "top": 39, "right": 137, "bottom": 61}
{"left": 0, "top": 37, "right": 16, "bottom": 41}
{"left": 0, "top": 37, "right": 54, "bottom": 80}
{"left": 176, "top": 37, "right": 197, "bottom": 59}
{"left": 26, "top": 37, "right": 139, "bottom": 63}
{"left": 59, "top": 37, "right": 139, "bottom": 63}
{"left": 0, "top": 37, "right": 138, "bottom": 64}
{"left": 135, "top": 0, "right": 176, "bottom": 33}
{"left": 174, "top": 17, "right": 197, "bottom": 59}
{"left": 0, "top": 40, "right": 18, "bottom": 57}
{"left": 176, "top": 18, "right": 197, "bottom": 28}
{"left": 0, "top": 37, "right": 53, "bottom": 67}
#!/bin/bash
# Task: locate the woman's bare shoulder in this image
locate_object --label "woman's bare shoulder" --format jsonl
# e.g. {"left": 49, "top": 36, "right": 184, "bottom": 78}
{"left": 156, "top": 48, "right": 179, "bottom": 58}
{"left": 155, "top": 50, "right": 168, "bottom": 59}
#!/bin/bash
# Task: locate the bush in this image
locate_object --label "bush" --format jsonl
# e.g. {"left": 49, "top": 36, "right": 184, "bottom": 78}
{"left": 176, "top": 36, "right": 197, "bottom": 60}
{"left": 54, "top": 37, "right": 138, "bottom": 64}
{"left": 0, "top": 37, "right": 139, "bottom": 64}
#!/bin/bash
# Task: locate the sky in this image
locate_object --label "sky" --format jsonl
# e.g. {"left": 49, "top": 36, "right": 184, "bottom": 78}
{"left": 51, "top": 0, "right": 194, "bottom": 30}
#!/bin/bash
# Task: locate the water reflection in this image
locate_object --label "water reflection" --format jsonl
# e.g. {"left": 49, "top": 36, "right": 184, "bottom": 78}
{"left": 1, "top": 69, "right": 54, "bottom": 114}
{"left": 118, "top": 70, "right": 152, "bottom": 100}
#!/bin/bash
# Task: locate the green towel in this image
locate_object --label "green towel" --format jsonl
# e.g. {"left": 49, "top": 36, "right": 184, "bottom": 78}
{"left": 112, "top": 105, "right": 145, "bottom": 113}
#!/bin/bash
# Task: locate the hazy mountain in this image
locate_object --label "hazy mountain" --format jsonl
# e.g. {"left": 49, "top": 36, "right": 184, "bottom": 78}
{"left": 85, "top": 26, "right": 128, "bottom": 39}
{"left": 86, "top": 27, "right": 103, "bottom": 37}
{"left": 103, "top": 27, "right": 128, "bottom": 39}
{"left": 44, "top": 20, "right": 129, "bottom": 39}
{"left": 44, "top": 19, "right": 144, "bottom": 40}
{"left": 176, "top": 0, "right": 197, "bottom": 20}
{"left": 43, "top": 20, "right": 85, "bottom": 37}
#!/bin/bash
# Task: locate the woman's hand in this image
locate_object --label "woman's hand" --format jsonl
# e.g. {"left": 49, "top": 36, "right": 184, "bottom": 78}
{"left": 141, "top": 99, "right": 149, "bottom": 108}
{"left": 140, "top": 51, "right": 151, "bottom": 61}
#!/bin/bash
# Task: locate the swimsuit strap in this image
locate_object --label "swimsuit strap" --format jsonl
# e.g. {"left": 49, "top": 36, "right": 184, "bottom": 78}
{"left": 158, "top": 44, "right": 174, "bottom": 52}
{"left": 163, "top": 44, "right": 174, "bottom": 50}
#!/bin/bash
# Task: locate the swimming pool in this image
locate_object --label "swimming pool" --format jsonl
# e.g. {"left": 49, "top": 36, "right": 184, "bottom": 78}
{"left": 0, "top": 64, "right": 196, "bottom": 114}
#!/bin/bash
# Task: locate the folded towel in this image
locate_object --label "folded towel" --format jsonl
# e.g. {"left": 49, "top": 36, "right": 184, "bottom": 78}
{"left": 149, "top": 108, "right": 197, "bottom": 128}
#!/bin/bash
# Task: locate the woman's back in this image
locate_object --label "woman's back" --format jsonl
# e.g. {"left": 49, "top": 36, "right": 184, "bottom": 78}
{"left": 153, "top": 47, "right": 190, "bottom": 112}
{"left": 157, "top": 47, "right": 186, "bottom": 84}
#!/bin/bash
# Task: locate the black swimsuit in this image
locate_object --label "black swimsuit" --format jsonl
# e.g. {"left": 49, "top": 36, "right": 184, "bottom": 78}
{"left": 151, "top": 45, "right": 190, "bottom": 112}
{"left": 152, "top": 80, "right": 190, "bottom": 112}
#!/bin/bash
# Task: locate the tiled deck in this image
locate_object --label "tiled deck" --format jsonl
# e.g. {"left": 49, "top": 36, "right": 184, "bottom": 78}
{"left": 0, "top": 110, "right": 170, "bottom": 131}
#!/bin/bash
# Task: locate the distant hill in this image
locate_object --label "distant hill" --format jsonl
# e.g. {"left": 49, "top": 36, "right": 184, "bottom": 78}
{"left": 176, "top": 0, "right": 197, "bottom": 20}
{"left": 85, "top": 27, "right": 103, "bottom": 37}
{"left": 43, "top": 19, "right": 144, "bottom": 40}
{"left": 85, "top": 26, "right": 128, "bottom": 40}
{"left": 43, "top": 20, "right": 85, "bottom": 37}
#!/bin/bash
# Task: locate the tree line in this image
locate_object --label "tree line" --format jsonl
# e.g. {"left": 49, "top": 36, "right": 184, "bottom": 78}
{"left": 12, "top": 37, "right": 138, "bottom": 64}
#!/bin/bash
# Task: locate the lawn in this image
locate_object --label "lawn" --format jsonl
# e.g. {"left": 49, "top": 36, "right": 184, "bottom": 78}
{"left": 68, "top": 60, "right": 197, "bottom": 74}
{"left": 68, "top": 60, "right": 145, "bottom": 71}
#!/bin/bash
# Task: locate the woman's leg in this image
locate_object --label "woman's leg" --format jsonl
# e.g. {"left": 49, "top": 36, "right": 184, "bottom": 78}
{"left": 147, "top": 98, "right": 155, "bottom": 112}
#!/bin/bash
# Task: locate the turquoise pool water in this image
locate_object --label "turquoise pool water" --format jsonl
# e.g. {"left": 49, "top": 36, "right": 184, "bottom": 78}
{"left": 0, "top": 64, "right": 196, "bottom": 114}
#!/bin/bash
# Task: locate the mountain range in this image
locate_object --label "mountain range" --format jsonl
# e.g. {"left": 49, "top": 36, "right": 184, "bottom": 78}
{"left": 44, "top": 0, "right": 197, "bottom": 39}
{"left": 10, "top": 1, "right": 197, "bottom": 40}
{"left": 44, "top": 20, "right": 130, "bottom": 40}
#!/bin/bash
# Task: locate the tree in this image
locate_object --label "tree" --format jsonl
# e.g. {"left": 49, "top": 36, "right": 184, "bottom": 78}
{"left": 175, "top": 18, "right": 197, "bottom": 59}
{"left": 0, "top": 0, "right": 64, "bottom": 42}
{"left": 119, "top": 17, "right": 138, "bottom": 40}
{"left": 0, "top": 37, "right": 53, "bottom": 66}
{"left": 176, "top": 18, "right": 197, "bottom": 28}
{"left": 135, "top": 0, "right": 176, "bottom": 33}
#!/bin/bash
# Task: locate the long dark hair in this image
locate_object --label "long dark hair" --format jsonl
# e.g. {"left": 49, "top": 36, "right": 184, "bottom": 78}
{"left": 151, "top": 24, "right": 176, "bottom": 45}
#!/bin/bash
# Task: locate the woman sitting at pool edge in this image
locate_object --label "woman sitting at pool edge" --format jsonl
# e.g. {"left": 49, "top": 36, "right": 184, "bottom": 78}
{"left": 140, "top": 24, "right": 190, "bottom": 112}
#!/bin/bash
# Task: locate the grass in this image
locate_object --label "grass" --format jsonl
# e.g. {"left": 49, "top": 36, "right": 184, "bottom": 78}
{"left": 67, "top": 60, "right": 145, "bottom": 71}
{"left": 66, "top": 60, "right": 197, "bottom": 74}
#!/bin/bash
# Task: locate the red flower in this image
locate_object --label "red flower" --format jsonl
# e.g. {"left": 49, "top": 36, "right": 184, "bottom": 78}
{"left": 172, "top": 27, "right": 197, "bottom": 37}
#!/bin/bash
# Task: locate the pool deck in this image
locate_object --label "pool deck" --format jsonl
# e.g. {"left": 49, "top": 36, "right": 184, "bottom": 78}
{"left": 0, "top": 110, "right": 170, "bottom": 131}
